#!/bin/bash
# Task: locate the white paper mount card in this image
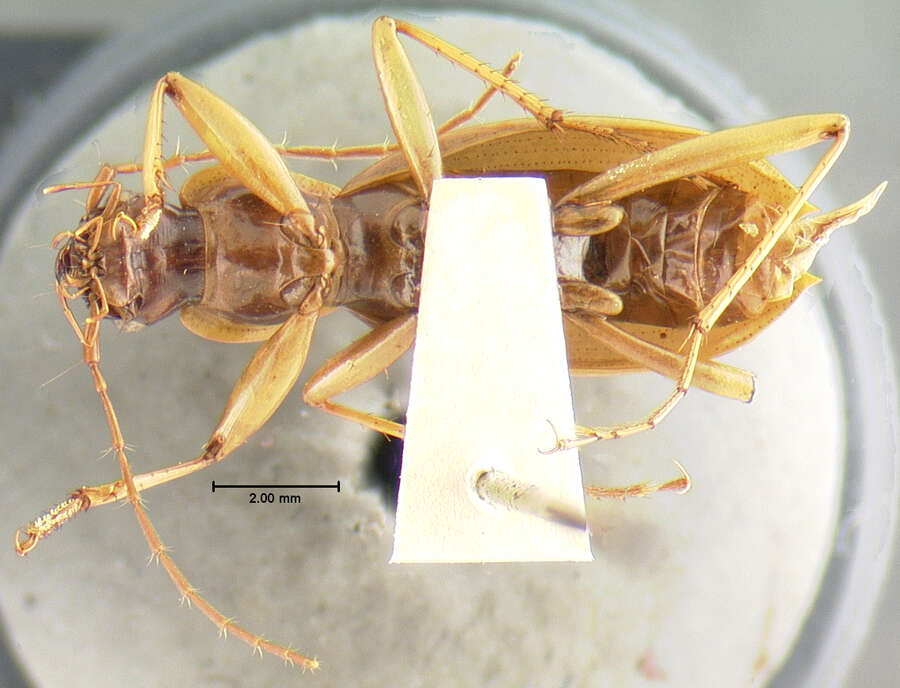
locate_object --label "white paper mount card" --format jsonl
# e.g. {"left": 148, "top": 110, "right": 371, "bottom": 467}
{"left": 391, "top": 177, "right": 592, "bottom": 563}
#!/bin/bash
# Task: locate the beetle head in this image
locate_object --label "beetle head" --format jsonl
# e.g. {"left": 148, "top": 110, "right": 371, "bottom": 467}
{"left": 51, "top": 179, "right": 148, "bottom": 329}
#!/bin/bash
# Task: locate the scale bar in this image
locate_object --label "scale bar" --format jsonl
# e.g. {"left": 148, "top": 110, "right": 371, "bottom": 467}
{"left": 212, "top": 481, "right": 341, "bottom": 492}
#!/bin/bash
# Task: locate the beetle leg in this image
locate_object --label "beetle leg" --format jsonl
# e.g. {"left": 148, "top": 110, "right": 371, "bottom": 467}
{"left": 202, "top": 310, "right": 320, "bottom": 458}
{"left": 559, "top": 283, "right": 756, "bottom": 400}
{"left": 371, "top": 17, "right": 586, "bottom": 199}
{"left": 557, "top": 114, "right": 848, "bottom": 206}
{"left": 435, "top": 51, "right": 522, "bottom": 134}
{"left": 111, "top": 142, "right": 399, "bottom": 173}
{"left": 585, "top": 460, "right": 691, "bottom": 500}
{"left": 42, "top": 165, "right": 121, "bottom": 215}
{"left": 302, "top": 314, "right": 417, "bottom": 438}
{"left": 371, "top": 17, "right": 444, "bottom": 199}
{"left": 179, "top": 304, "right": 284, "bottom": 343}
{"left": 556, "top": 114, "right": 857, "bottom": 450}
{"left": 273, "top": 49, "right": 520, "bottom": 166}
{"left": 559, "top": 281, "right": 623, "bottom": 316}
{"left": 563, "top": 312, "right": 755, "bottom": 402}
{"left": 555, "top": 202, "right": 625, "bottom": 236}
{"left": 278, "top": 45, "right": 518, "bottom": 168}
{"left": 85, "top": 165, "right": 119, "bottom": 214}
{"left": 139, "top": 72, "right": 319, "bottom": 243}
{"left": 282, "top": 48, "right": 522, "bottom": 164}
{"left": 378, "top": 17, "right": 563, "bottom": 130}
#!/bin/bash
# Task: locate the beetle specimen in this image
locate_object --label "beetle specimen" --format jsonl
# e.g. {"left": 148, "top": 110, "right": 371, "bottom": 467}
{"left": 14, "top": 16, "right": 884, "bottom": 670}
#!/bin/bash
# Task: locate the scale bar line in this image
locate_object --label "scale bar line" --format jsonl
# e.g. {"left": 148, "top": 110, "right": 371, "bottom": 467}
{"left": 212, "top": 481, "right": 341, "bottom": 492}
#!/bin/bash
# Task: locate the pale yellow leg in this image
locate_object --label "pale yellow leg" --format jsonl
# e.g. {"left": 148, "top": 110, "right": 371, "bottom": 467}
{"left": 277, "top": 49, "right": 524, "bottom": 162}
{"left": 371, "top": 16, "right": 625, "bottom": 199}
{"left": 139, "top": 72, "right": 319, "bottom": 242}
{"left": 564, "top": 312, "right": 755, "bottom": 402}
{"left": 586, "top": 460, "right": 691, "bottom": 499}
{"left": 378, "top": 16, "right": 563, "bottom": 128}
{"left": 42, "top": 165, "right": 121, "bottom": 221}
{"left": 303, "top": 314, "right": 418, "bottom": 438}
{"left": 371, "top": 17, "right": 444, "bottom": 198}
